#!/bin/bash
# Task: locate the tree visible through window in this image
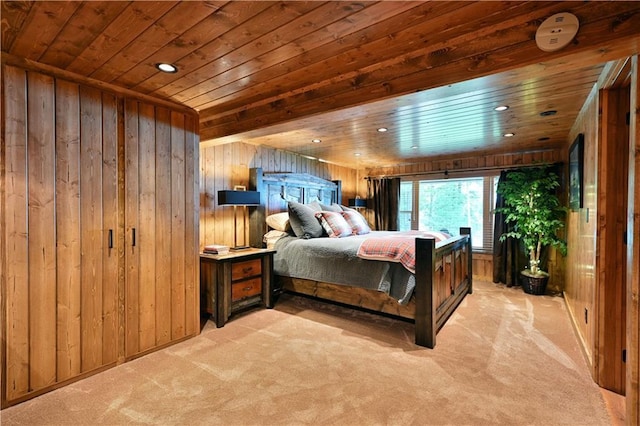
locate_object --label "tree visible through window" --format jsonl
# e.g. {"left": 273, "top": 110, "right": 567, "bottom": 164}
{"left": 399, "top": 176, "right": 498, "bottom": 250}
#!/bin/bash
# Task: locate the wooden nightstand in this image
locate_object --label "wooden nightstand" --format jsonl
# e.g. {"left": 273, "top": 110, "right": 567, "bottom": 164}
{"left": 200, "top": 248, "right": 276, "bottom": 327}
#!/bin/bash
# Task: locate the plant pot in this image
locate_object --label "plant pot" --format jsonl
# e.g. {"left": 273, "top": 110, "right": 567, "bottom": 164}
{"left": 520, "top": 271, "right": 549, "bottom": 295}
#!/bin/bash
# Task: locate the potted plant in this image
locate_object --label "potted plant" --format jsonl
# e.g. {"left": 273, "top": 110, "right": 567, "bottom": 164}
{"left": 495, "top": 166, "right": 567, "bottom": 295}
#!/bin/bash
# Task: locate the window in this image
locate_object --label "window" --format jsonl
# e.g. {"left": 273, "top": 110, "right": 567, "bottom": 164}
{"left": 399, "top": 175, "right": 499, "bottom": 251}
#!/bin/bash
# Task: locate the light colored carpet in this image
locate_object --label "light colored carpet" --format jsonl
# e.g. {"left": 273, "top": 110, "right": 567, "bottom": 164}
{"left": 1, "top": 280, "right": 610, "bottom": 425}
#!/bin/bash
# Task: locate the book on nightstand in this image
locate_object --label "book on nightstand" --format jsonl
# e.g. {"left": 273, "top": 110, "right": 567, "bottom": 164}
{"left": 203, "top": 244, "right": 230, "bottom": 255}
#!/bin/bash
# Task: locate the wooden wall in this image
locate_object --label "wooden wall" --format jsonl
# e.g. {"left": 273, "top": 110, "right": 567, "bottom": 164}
{"left": 564, "top": 84, "right": 600, "bottom": 366}
{"left": 2, "top": 67, "right": 120, "bottom": 401}
{"left": 626, "top": 55, "right": 640, "bottom": 426}
{"left": 199, "top": 142, "right": 358, "bottom": 249}
{"left": 1, "top": 64, "right": 199, "bottom": 407}
{"left": 563, "top": 60, "right": 639, "bottom": 409}
{"left": 365, "top": 150, "right": 563, "bottom": 177}
{"left": 123, "top": 100, "right": 200, "bottom": 359}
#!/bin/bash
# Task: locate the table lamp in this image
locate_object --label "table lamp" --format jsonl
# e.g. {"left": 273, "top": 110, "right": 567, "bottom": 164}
{"left": 218, "top": 186, "right": 261, "bottom": 250}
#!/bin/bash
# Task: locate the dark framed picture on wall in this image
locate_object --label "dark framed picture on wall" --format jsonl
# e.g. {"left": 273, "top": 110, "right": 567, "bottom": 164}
{"left": 569, "top": 133, "right": 584, "bottom": 211}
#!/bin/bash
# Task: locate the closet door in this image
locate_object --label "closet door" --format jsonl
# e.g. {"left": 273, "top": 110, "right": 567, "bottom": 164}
{"left": 2, "top": 67, "right": 118, "bottom": 404}
{"left": 124, "top": 100, "right": 198, "bottom": 359}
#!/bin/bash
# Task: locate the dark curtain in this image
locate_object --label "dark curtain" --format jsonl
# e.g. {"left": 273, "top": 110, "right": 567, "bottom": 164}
{"left": 492, "top": 170, "right": 527, "bottom": 286}
{"left": 368, "top": 177, "right": 400, "bottom": 231}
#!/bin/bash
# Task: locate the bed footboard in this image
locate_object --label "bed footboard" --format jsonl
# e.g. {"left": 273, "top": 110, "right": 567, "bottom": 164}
{"left": 278, "top": 228, "right": 473, "bottom": 349}
{"left": 414, "top": 227, "right": 472, "bottom": 348}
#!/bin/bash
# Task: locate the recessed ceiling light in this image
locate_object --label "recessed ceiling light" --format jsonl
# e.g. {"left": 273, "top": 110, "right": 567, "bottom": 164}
{"left": 377, "top": 127, "right": 388, "bottom": 132}
{"left": 494, "top": 105, "right": 509, "bottom": 111}
{"left": 311, "top": 138, "right": 322, "bottom": 143}
{"left": 504, "top": 132, "right": 515, "bottom": 137}
{"left": 156, "top": 63, "right": 178, "bottom": 73}
{"left": 354, "top": 153, "right": 361, "bottom": 156}
{"left": 540, "top": 110, "right": 557, "bottom": 117}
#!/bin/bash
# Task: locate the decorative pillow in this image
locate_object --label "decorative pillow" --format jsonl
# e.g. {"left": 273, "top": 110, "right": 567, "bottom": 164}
{"left": 265, "top": 212, "right": 290, "bottom": 232}
{"left": 320, "top": 202, "right": 343, "bottom": 212}
{"left": 315, "top": 211, "right": 353, "bottom": 238}
{"left": 341, "top": 210, "right": 371, "bottom": 235}
{"left": 307, "top": 200, "right": 323, "bottom": 212}
{"left": 288, "top": 201, "right": 324, "bottom": 239}
{"left": 340, "top": 204, "right": 356, "bottom": 212}
{"left": 263, "top": 230, "right": 289, "bottom": 249}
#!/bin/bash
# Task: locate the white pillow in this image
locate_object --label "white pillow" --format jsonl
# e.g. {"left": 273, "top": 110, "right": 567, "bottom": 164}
{"left": 263, "top": 230, "right": 289, "bottom": 249}
{"left": 266, "top": 212, "right": 290, "bottom": 231}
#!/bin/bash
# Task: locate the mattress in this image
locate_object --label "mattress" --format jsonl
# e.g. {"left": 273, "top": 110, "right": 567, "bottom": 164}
{"left": 273, "top": 231, "right": 416, "bottom": 304}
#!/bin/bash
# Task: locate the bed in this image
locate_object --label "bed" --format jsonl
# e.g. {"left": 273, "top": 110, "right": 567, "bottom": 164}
{"left": 248, "top": 168, "right": 472, "bottom": 348}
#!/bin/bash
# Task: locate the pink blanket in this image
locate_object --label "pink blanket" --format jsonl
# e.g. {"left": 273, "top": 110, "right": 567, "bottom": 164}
{"left": 356, "top": 230, "right": 450, "bottom": 273}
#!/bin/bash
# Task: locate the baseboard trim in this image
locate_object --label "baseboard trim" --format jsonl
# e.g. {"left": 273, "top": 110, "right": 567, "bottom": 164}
{"left": 563, "top": 291, "right": 595, "bottom": 379}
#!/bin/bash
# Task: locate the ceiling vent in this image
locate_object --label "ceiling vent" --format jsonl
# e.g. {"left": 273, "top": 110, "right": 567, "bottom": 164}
{"left": 535, "top": 13, "right": 579, "bottom": 52}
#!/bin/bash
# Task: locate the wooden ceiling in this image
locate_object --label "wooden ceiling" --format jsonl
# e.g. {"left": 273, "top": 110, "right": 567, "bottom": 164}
{"left": 3, "top": 1, "right": 640, "bottom": 169}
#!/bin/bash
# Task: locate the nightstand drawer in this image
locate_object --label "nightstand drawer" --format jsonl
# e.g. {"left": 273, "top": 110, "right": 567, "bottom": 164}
{"left": 232, "top": 277, "right": 262, "bottom": 301}
{"left": 232, "top": 258, "right": 262, "bottom": 281}
{"left": 200, "top": 248, "right": 275, "bottom": 328}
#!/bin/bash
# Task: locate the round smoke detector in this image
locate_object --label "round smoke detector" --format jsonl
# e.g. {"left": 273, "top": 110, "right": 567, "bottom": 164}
{"left": 535, "top": 12, "right": 579, "bottom": 52}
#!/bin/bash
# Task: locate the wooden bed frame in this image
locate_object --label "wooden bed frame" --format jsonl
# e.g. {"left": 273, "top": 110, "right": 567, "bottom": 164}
{"left": 248, "top": 168, "right": 472, "bottom": 348}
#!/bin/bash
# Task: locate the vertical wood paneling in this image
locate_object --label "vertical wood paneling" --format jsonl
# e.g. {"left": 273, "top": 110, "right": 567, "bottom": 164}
{"left": 101, "top": 92, "right": 119, "bottom": 365}
{"left": 184, "top": 114, "right": 199, "bottom": 336}
{"left": 155, "top": 107, "right": 172, "bottom": 346}
{"left": 565, "top": 85, "right": 599, "bottom": 366}
{"left": 27, "top": 71, "right": 57, "bottom": 390}
{"left": 124, "top": 99, "right": 140, "bottom": 358}
{"left": 202, "top": 144, "right": 216, "bottom": 245}
{"left": 79, "top": 86, "right": 104, "bottom": 372}
{"left": 138, "top": 103, "right": 157, "bottom": 352}
{"left": 218, "top": 145, "right": 231, "bottom": 245}
{"left": 199, "top": 135, "right": 207, "bottom": 259}
{"left": 626, "top": 55, "right": 640, "bottom": 426}
{"left": 124, "top": 100, "right": 198, "bottom": 357}
{"left": 117, "top": 97, "right": 126, "bottom": 364}
{"left": 170, "top": 112, "right": 186, "bottom": 339}
{"left": 3, "top": 66, "right": 200, "bottom": 406}
{"left": 55, "top": 79, "right": 82, "bottom": 381}
{"left": 4, "top": 66, "right": 30, "bottom": 400}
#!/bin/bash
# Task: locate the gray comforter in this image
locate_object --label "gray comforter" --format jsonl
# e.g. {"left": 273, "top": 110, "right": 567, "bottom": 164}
{"left": 273, "top": 231, "right": 415, "bottom": 304}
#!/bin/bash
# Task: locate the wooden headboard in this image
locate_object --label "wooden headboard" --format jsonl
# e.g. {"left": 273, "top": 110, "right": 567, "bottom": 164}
{"left": 248, "top": 168, "right": 342, "bottom": 247}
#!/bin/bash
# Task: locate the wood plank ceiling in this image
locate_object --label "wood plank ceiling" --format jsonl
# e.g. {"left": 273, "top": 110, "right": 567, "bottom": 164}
{"left": 3, "top": 1, "right": 640, "bottom": 169}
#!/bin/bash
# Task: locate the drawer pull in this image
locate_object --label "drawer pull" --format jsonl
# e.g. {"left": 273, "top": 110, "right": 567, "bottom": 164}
{"left": 242, "top": 267, "right": 253, "bottom": 274}
{"left": 243, "top": 286, "right": 253, "bottom": 291}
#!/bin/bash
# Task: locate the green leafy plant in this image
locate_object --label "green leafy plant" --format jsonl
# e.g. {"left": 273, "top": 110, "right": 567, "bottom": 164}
{"left": 496, "top": 166, "right": 567, "bottom": 277}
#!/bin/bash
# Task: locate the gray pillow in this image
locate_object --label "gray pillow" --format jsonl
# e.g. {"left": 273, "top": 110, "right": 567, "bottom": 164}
{"left": 320, "top": 202, "right": 343, "bottom": 212}
{"left": 288, "top": 201, "right": 324, "bottom": 239}
{"left": 307, "top": 200, "right": 323, "bottom": 211}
